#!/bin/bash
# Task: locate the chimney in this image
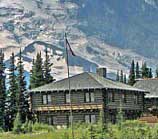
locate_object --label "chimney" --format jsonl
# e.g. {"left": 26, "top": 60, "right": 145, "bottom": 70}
{"left": 96, "top": 68, "right": 107, "bottom": 78}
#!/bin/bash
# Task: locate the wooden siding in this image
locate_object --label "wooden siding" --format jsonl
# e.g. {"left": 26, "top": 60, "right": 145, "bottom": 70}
{"left": 31, "top": 89, "right": 104, "bottom": 109}
{"left": 105, "top": 89, "right": 144, "bottom": 110}
{"left": 38, "top": 111, "right": 100, "bottom": 126}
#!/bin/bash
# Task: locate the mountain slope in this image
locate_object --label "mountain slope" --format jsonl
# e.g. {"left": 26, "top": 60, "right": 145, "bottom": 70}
{"left": 0, "top": 0, "right": 157, "bottom": 80}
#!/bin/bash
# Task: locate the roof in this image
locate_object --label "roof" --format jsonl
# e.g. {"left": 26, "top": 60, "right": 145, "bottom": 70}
{"left": 134, "top": 79, "right": 158, "bottom": 98}
{"left": 30, "top": 72, "right": 146, "bottom": 92}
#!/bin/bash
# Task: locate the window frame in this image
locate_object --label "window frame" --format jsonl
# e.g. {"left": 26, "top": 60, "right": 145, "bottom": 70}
{"left": 85, "top": 114, "right": 96, "bottom": 124}
{"left": 84, "top": 91, "right": 95, "bottom": 103}
{"left": 65, "top": 93, "right": 71, "bottom": 103}
{"left": 109, "top": 92, "right": 115, "bottom": 102}
{"left": 122, "top": 93, "right": 127, "bottom": 103}
{"left": 134, "top": 93, "right": 139, "bottom": 104}
{"left": 85, "top": 115, "right": 90, "bottom": 123}
{"left": 42, "top": 94, "right": 52, "bottom": 105}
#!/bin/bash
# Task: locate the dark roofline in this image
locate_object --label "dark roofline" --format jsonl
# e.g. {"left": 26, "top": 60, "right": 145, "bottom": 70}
{"left": 29, "top": 72, "right": 148, "bottom": 93}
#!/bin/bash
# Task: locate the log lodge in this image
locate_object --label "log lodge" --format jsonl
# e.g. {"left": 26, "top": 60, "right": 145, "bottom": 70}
{"left": 134, "top": 78, "right": 158, "bottom": 115}
{"left": 29, "top": 68, "right": 148, "bottom": 127}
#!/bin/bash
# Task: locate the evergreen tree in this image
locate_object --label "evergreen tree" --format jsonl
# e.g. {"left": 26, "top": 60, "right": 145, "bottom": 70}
{"left": 30, "top": 58, "right": 35, "bottom": 89}
{"left": 8, "top": 52, "right": 18, "bottom": 129}
{"left": 0, "top": 50, "right": 6, "bottom": 129}
{"left": 128, "top": 60, "right": 135, "bottom": 85}
{"left": 44, "top": 48, "right": 54, "bottom": 84}
{"left": 13, "top": 112, "right": 22, "bottom": 134}
{"left": 120, "top": 70, "right": 124, "bottom": 83}
{"left": 17, "top": 49, "right": 29, "bottom": 123}
{"left": 148, "top": 68, "right": 153, "bottom": 78}
{"left": 136, "top": 62, "right": 140, "bottom": 79}
{"left": 142, "top": 62, "right": 149, "bottom": 78}
{"left": 123, "top": 74, "right": 127, "bottom": 84}
{"left": 116, "top": 70, "right": 120, "bottom": 81}
{"left": 30, "top": 52, "right": 44, "bottom": 89}
{"left": 156, "top": 67, "right": 158, "bottom": 78}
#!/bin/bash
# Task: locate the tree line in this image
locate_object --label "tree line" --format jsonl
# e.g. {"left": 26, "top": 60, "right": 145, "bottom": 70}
{"left": 128, "top": 60, "right": 153, "bottom": 85}
{"left": 0, "top": 48, "right": 54, "bottom": 131}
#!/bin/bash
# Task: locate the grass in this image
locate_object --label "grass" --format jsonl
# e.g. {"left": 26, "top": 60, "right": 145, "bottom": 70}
{"left": 0, "top": 131, "right": 67, "bottom": 139}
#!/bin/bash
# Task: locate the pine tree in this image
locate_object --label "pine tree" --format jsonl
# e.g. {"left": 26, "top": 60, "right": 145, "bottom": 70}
{"left": 0, "top": 50, "right": 6, "bottom": 129}
{"left": 30, "top": 52, "right": 44, "bottom": 89}
{"left": 136, "top": 62, "right": 140, "bottom": 79}
{"left": 30, "top": 58, "right": 36, "bottom": 89}
{"left": 156, "top": 67, "right": 158, "bottom": 78}
{"left": 120, "top": 70, "right": 123, "bottom": 83}
{"left": 123, "top": 74, "right": 127, "bottom": 84}
{"left": 13, "top": 112, "right": 22, "bottom": 134}
{"left": 142, "top": 62, "right": 149, "bottom": 78}
{"left": 148, "top": 68, "right": 153, "bottom": 78}
{"left": 128, "top": 60, "right": 135, "bottom": 85}
{"left": 17, "top": 49, "right": 29, "bottom": 123}
{"left": 8, "top": 52, "right": 18, "bottom": 129}
{"left": 44, "top": 48, "right": 54, "bottom": 84}
{"left": 116, "top": 70, "right": 120, "bottom": 81}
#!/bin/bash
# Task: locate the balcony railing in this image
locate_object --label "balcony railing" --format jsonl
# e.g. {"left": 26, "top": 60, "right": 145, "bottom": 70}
{"left": 33, "top": 103, "right": 104, "bottom": 112}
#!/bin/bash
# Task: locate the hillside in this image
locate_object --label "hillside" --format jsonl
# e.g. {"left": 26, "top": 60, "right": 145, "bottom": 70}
{"left": 0, "top": 0, "right": 157, "bottom": 80}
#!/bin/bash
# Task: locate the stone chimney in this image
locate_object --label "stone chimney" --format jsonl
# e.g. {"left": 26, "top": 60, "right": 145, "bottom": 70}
{"left": 96, "top": 68, "right": 107, "bottom": 78}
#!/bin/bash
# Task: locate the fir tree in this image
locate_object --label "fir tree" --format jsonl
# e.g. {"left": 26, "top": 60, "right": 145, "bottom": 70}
{"left": 128, "top": 60, "right": 135, "bottom": 85}
{"left": 116, "top": 70, "right": 120, "bottom": 81}
{"left": 17, "top": 49, "right": 29, "bottom": 123}
{"left": 148, "top": 68, "right": 153, "bottom": 78}
{"left": 30, "top": 58, "right": 36, "bottom": 89}
{"left": 123, "top": 74, "right": 127, "bottom": 84}
{"left": 120, "top": 70, "right": 123, "bottom": 83}
{"left": 156, "top": 67, "right": 158, "bottom": 78}
{"left": 30, "top": 52, "right": 44, "bottom": 89}
{"left": 136, "top": 62, "right": 140, "bottom": 79}
{"left": 142, "top": 62, "right": 149, "bottom": 78}
{"left": 0, "top": 50, "right": 6, "bottom": 129}
{"left": 13, "top": 112, "right": 22, "bottom": 134}
{"left": 8, "top": 52, "right": 18, "bottom": 129}
{"left": 44, "top": 48, "right": 54, "bottom": 84}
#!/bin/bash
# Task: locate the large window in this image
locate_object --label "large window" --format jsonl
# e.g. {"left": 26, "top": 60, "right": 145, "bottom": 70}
{"left": 47, "top": 116, "right": 57, "bottom": 125}
{"left": 85, "top": 92, "right": 95, "bottom": 103}
{"left": 85, "top": 115, "right": 96, "bottom": 124}
{"left": 42, "top": 94, "right": 52, "bottom": 105}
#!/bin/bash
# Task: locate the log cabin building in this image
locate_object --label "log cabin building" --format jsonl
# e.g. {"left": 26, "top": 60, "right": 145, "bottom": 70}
{"left": 134, "top": 79, "right": 158, "bottom": 115}
{"left": 29, "top": 68, "right": 148, "bottom": 127}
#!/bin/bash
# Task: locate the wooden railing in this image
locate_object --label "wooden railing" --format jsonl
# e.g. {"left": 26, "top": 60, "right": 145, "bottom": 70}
{"left": 33, "top": 103, "right": 104, "bottom": 111}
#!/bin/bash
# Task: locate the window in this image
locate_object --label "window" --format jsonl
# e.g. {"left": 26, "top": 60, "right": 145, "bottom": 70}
{"left": 42, "top": 94, "right": 52, "bottom": 105}
{"left": 91, "top": 115, "right": 96, "bottom": 124}
{"left": 85, "top": 115, "right": 96, "bottom": 124}
{"left": 66, "top": 93, "right": 70, "bottom": 103}
{"left": 85, "top": 115, "right": 90, "bottom": 123}
{"left": 122, "top": 93, "right": 126, "bottom": 103}
{"left": 68, "top": 115, "right": 73, "bottom": 124}
{"left": 85, "top": 92, "right": 90, "bottom": 102}
{"left": 47, "top": 95, "right": 52, "bottom": 104}
{"left": 91, "top": 92, "right": 95, "bottom": 102}
{"left": 134, "top": 94, "right": 139, "bottom": 104}
{"left": 52, "top": 116, "right": 57, "bottom": 125}
{"left": 109, "top": 92, "right": 115, "bottom": 102}
{"left": 47, "top": 117, "right": 52, "bottom": 125}
{"left": 85, "top": 92, "right": 95, "bottom": 103}
{"left": 43, "top": 95, "right": 47, "bottom": 104}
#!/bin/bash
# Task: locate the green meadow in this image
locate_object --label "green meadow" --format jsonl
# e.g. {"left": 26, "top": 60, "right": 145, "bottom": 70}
{"left": 1, "top": 120, "right": 158, "bottom": 139}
